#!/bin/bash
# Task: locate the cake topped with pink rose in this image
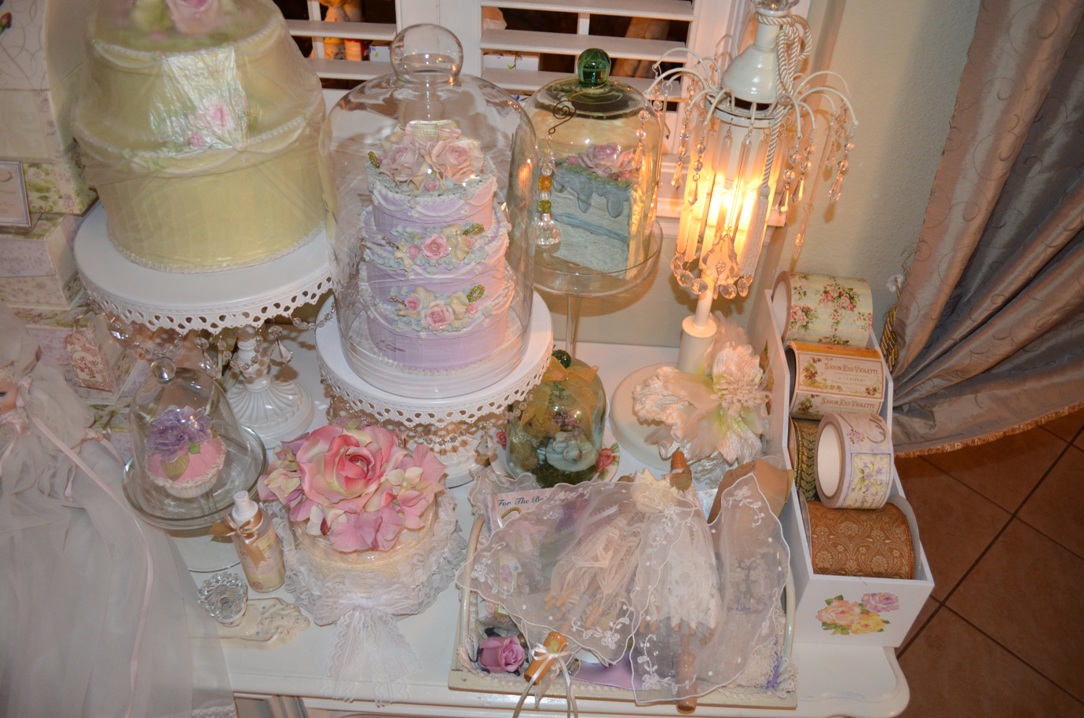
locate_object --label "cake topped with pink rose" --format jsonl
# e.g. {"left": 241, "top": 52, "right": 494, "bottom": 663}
{"left": 360, "top": 120, "right": 514, "bottom": 373}
{"left": 258, "top": 421, "right": 446, "bottom": 556}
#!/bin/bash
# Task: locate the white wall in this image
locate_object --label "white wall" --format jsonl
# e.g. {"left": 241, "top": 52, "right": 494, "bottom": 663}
{"left": 558, "top": 0, "right": 982, "bottom": 349}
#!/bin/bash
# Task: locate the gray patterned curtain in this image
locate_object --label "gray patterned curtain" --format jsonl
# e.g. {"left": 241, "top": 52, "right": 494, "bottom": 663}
{"left": 883, "top": 0, "right": 1084, "bottom": 455}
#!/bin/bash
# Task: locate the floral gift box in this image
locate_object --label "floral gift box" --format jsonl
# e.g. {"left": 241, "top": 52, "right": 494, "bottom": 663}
{"left": 0, "top": 213, "right": 84, "bottom": 308}
{"left": 780, "top": 473, "right": 934, "bottom": 647}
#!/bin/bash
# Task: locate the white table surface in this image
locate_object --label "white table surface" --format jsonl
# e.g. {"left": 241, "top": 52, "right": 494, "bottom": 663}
{"left": 181, "top": 333, "right": 910, "bottom": 717}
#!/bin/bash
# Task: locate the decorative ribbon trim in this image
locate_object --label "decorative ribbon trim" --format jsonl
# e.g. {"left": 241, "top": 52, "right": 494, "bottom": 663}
{"left": 513, "top": 642, "right": 579, "bottom": 718}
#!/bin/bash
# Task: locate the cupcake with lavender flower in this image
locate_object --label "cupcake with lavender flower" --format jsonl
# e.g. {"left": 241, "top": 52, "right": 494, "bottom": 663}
{"left": 145, "top": 405, "right": 227, "bottom": 498}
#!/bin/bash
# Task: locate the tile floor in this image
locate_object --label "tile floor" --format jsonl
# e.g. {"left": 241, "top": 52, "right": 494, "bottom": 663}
{"left": 894, "top": 408, "right": 1084, "bottom": 717}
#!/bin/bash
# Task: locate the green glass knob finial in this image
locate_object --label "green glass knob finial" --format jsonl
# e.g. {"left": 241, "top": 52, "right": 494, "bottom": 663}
{"left": 577, "top": 48, "right": 610, "bottom": 88}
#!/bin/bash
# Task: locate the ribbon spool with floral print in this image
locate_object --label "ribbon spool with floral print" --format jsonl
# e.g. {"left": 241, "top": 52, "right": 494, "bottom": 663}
{"left": 771, "top": 272, "right": 874, "bottom": 347}
{"left": 814, "top": 412, "right": 892, "bottom": 510}
{"left": 786, "top": 341, "right": 885, "bottom": 420}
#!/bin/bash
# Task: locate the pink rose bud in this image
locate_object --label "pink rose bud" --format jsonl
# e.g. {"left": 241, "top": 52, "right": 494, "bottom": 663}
{"left": 478, "top": 636, "right": 526, "bottom": 674}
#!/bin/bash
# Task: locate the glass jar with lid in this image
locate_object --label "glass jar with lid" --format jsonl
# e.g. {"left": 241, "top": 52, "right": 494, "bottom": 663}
{"left": 320, "top": 24, "right": 538, "bottom": 399}
{"left": 506, "top": 350, "right": 607, "bottom": 488}
{"left": 523, "top": 49, "right": 663, "bottom": 289}
{"left": 123, "top": 358, "right": 265, "bottom": 530}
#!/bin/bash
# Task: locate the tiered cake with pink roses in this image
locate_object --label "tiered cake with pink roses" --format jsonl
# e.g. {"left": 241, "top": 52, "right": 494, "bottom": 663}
{"left": 360, "top": 120, "right": 514, "bottom": 371}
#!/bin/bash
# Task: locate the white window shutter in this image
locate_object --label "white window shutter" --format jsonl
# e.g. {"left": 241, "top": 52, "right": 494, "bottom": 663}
{"left": 285, "top": 0, "right": 764, "bottom": 218}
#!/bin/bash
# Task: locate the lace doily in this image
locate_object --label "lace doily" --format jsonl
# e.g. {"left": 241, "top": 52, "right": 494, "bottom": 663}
{"left": 271, "top": 492, "right": 466, "bottom": 703}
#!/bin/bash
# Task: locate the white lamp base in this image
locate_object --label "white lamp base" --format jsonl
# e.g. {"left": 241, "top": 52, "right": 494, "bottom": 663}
{"left": 226, "top": 326, "right": 315, "bottom": 444}
{"left": 227, "top": 377, "right": 315, "bottom": 444}
{"left": 609, "top": 362, "right": 671, "bottom": 471}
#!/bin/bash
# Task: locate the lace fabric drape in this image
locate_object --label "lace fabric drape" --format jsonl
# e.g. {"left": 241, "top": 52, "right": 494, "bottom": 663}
{"left": 458, "top": 474, "right": 788, "bottom": 705}
{"left": 0, "top": 305, "right": 234, "bottom": 718}
{"left": 272, "top": 492, "right": 466, "bottom": 703}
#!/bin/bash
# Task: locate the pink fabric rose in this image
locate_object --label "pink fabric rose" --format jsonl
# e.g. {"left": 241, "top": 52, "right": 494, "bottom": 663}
{"left": 478, "top": 635, "right": 526, "bottom": 673}
{"left": 294, "top": 425, "right": 403, "bottom": 513}
{"left": 423, "top": 301, "right": 455, "bottom": 331}
{"left": 166, "top": 0, "right": 226, "bottom": 36}
{"left": 429, "top": 137, "right": 484, "bottom": 184}
{"left": 330, "top": 501, "right": 405, "bottom": 551}
{"left": 421, "top": 233, "right": 450, "bottom": 262}
{"left": 258, "top": 421, "right": 447, "bottom": 553}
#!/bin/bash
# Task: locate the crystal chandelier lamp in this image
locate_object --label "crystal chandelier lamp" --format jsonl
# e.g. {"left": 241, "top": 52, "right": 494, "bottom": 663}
{"left": 649, "top": 0, "right": 857, "bottom": 372}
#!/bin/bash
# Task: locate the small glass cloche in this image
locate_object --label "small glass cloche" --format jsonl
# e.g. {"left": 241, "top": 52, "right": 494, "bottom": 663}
{"left": 523, "top": 49, "right": 662, "bottom": 282}
{"left": 506, "top": 349, "right": 607, "bottom": 488}
{"left": 123, "top": 357, "right": 265, "bottom": 530}
{"left": 320, "top": 24, "right": 538, "bottom": 399}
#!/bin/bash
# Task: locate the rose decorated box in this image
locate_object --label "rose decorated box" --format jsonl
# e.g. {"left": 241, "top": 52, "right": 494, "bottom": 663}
{"left": 9, "top": 298, "right": 92, "bottom": 367}
{"left": 0, "top": 0, "right": 99, "bottom": 215}
{"left": 64, "top": 312, "right": 133, "bottom": 394}
{"left": 779, "top": 470, "right": 934, "bottom": 647}
{"left": 750, "top": 290, "right": 934, "bottom": 646}
{"left": 0, "top": 213, "right": 84, "bottom": 308}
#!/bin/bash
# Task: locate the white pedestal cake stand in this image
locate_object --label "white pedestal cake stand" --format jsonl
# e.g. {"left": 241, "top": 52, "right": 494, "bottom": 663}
{"left": 73, "top": 204, "right": 332, "bottom": 444}
{"left": 316, "top": 294, "right": 553, "bottom": 487}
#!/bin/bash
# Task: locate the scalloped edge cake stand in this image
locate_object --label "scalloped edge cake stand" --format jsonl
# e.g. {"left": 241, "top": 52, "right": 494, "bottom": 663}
{"left": 74, "top": 203, "right": 332, "bottom": 443}
{"left": 315, "top": 294, "right": 553, "bottom": 487}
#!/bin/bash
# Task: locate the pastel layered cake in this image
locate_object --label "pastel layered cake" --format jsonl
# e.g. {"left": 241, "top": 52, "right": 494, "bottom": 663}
{"left": 360, "top": 121, "right": 513, "bottom": 371}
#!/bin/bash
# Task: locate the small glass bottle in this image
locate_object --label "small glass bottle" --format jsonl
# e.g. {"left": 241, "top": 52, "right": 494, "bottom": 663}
{"left": 230, "top": 491, "right": 285, "bottom": 593}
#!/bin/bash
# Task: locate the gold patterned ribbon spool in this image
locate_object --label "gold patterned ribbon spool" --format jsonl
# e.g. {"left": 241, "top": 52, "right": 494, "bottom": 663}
{"left": 788, "top": 417, "right": 820, "bottom": 502}
{"left": 803, "top": 498, "right": 915, "bottom": 579}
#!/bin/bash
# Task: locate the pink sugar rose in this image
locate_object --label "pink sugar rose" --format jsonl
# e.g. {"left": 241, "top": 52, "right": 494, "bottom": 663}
{"left": 167, "top": 0, "right": 226, "bottom": 36}
{"left": 816, "top": 599, "right": 862, "bottom": 627}
{"left": 380, "top": 140, "right": 425, "bottom": 184}
{"left": 404, "top": 294, "right": 421, "bottom": 311}
{"left": 408, "top": 245, "right": 421, "bottom": 259}
{"left": 429, "top": 136, "right": 484, "bottom": 184}
{"left": 581, "top": 142, "right": 636, "bottom": 179}
{"left": 478, "top": 636, "right": 526, "bottom": 674}
{"left": 421, "top": 233, "right": 450, "bottom": 261}
{"left": 423, "top": 301, "right": 456, "bottom": 331}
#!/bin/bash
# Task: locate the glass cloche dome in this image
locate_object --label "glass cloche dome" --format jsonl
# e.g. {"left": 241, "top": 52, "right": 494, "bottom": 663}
{"left": 522, "top": 48, "right": 662, "bottom": 289}
{"left": 320, "top": 24, "right": 538, "bottom": 398}
{"left": 123, "top": 358, "right": 265, "bottom": 530}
